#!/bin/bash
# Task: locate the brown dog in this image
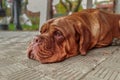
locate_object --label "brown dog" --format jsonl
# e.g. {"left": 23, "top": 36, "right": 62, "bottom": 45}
{"left": 27, "top": 9, "right": 120, "bottom": 63}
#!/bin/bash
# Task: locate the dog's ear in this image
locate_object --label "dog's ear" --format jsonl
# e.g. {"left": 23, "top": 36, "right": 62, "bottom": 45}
{"left": 40, "top": 18, "right": 56, "bottom": 33}
{"left": 74, "top": 22, "right": 91, "bottom": 55}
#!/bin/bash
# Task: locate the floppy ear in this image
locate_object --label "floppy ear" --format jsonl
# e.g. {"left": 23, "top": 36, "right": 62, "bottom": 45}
{"left": 40, "top": 18, "right": 56, "bottom": 33}
{"left": 74, "top": 22, "right": 91, "bottom": 55}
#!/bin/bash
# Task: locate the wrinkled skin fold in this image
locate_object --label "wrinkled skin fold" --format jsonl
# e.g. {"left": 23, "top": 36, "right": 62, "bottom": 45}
{"left": 27, "top": 9, "right": 120, "bottom": 63}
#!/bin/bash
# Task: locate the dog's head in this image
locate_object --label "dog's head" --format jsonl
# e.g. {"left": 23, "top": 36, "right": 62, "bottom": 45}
{"left": 27, "top": 14, "right": 92, "bottom": 63}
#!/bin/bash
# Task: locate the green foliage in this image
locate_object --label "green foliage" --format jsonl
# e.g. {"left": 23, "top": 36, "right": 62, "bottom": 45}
{"left": 55, "top": 0, "right": 83, "bottom": 14}
{"left": 9, "top": 24, "right": 39, "bottom": 31}
{"left": 78, "top": 5, "right": 83, "bottom": 11}
{"left": 56, "top": 3, "right": 66, "bottom": 14}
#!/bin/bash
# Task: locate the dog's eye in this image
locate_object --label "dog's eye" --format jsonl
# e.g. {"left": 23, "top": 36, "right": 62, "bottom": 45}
{"left": 54, "top": 31, "right": 62, "bottom": 37}
{"left": 54, "top": 31, "right": 64, "bottom": 43}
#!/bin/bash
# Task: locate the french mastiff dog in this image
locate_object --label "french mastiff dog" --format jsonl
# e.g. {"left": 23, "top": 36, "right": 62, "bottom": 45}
{"left": 27, "top": 9, "right": 120, "bottom": 63}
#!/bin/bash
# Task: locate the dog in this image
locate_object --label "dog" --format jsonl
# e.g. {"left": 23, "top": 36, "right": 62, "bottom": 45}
{"left": 27, "top": 9, "right": 120, "bottom": 63}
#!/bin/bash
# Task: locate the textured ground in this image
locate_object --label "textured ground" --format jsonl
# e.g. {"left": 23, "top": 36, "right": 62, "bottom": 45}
{"left": 0, "top": 31, "right": 120, "bottom": 80}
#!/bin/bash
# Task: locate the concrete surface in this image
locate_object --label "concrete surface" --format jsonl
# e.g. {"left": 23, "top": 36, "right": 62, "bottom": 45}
{"left": 0, "top": 31, "right": 120, "bottom": 80}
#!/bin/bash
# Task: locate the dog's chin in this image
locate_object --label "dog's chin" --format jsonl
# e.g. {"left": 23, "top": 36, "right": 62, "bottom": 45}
{"left": 28, "top": 47, "right": 55, "bottom": 62}
{"left": 28, "top": 48, "right": 67, "bottom": 63}
{"left": 27, "top": 38, "right": 67, "bottom": 63}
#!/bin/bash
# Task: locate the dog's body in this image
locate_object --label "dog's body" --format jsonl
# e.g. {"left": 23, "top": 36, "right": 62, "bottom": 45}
{"left": 27, "top": 9, "right": 120, "bottom": 63}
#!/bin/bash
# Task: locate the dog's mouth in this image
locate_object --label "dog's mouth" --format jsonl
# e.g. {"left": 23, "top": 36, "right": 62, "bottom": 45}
{"left": 28, "top": 49, "right": 53, "bottom": 60}
{"left": 27, "top": 35, "right": 55, "bottom": 62}
{"left": 27, "top": 45, "right": 54, "bottom": 63}
{"left": 27, "top": 33, "right": 68, "bottom": 63}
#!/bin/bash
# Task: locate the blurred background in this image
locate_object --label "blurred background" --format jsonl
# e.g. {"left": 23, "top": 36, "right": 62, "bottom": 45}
{"left": 0, "top": 0, "right": 119, "bottom": 31}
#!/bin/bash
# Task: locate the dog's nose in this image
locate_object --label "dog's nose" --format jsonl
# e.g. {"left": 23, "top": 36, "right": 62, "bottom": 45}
{"left": 34, "top": 35, "right": 44, "bottom": 43}
{"left": 34, "top": 36, "right": 40, "bottom": 43}
{"left": 29, "top": 52, "right": 35, "bottom": 59}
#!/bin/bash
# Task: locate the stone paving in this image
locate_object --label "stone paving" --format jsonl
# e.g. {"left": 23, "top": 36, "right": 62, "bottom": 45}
{"left": 0, "top": 31, "right": 120, "bottom": 80}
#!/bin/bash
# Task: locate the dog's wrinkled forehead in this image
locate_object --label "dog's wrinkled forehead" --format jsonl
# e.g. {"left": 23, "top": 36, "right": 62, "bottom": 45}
{"left": 40, "top": 17, "right": 75, "bottom": 38}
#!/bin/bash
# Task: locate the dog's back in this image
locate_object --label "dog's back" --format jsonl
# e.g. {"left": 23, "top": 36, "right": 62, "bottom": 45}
{"left": 65, "top": 9, "right": 120, "bottom": 48}
{"left": 71, "top": 9, "right": 120, "bottom": 39}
